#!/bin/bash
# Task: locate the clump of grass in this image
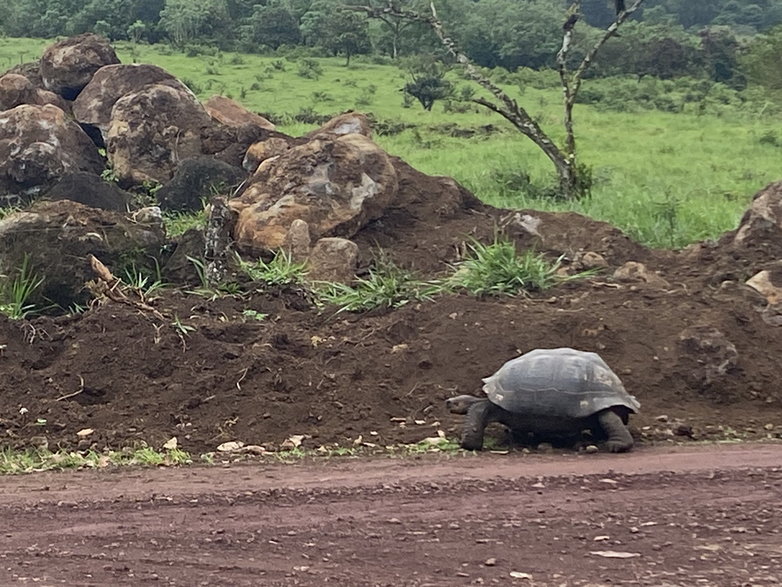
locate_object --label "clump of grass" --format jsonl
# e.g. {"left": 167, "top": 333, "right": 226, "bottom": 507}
{"left": 0, "top": 446, "right": 192, "bottom": 475}
{"left": 450, "top": 237, "right": 589, "bottom": 297}
{"left": 237, "top": 249, "right": 308, "bottom": 287}
{"left": 122, "top": 261, "right": 166, "bottom": 301}
{"left": 0, "top": 255, "right": 43, "bottom": 320}
{"left": 163, "top": 208, "right": 208, "bottom": 238}
{"left": 316, "top": 257, "right": 443, "bottom": 313}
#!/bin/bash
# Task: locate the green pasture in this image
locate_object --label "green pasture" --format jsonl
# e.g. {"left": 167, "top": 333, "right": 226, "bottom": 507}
{"left": 1, "top": 37, "right": 780, "bottom": 248}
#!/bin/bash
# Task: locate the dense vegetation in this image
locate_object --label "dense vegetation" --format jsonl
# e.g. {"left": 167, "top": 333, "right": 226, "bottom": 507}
{"left": 1, "top": 0, "right": 782, "bottom": 87}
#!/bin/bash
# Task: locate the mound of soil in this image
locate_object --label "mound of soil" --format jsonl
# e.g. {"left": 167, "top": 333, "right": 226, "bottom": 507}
{"left": 1, "top": 173, "right": 781, "bottom": 454}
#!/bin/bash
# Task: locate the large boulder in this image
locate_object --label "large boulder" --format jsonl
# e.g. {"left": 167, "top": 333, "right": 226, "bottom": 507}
{"left": 0, "top": 73, "right": 71, "bottom": 112}
{"left": 230, "top": 133, "right": 398, "bottom": 253}
{"left": 204, "top": 95, "right": 276, "bottom": 131}
{"left": 40, "top": 34, "right": 120, "bottom": 100}
{"left": 155, "top": 156, "right": 246, "bottom": 212}
{"left": 43, "top": 171, "right": 132, "bottom": 212}
{"left": 0, "top": 104, "right": 104, "bottom": 198}
{"left": 0, "top": 73, "right": 38, "bottom": 110}
{"left": 72, "top": 64, "right": 187, "bottom": 145}
{"left": 0, "top": 201, "right": 165, "bottom": 308}
{"left": 106, "top": 83, "right": 215, "bottom": 186}
{"left": 734, "top": 181, "right": 782, "bottom": 247}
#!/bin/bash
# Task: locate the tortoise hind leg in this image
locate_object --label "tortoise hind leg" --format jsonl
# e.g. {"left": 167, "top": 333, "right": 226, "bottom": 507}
{"left": 598, "top": 410, "right": 634, "bottom": 453}
{"left": 461, "top": 400, "right": 493, "bottom": 451}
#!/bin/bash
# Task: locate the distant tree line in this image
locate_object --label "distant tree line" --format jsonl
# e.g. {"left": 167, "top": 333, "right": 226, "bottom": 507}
{"left": 1, "top": 0, "right": 781, "bottom": 89}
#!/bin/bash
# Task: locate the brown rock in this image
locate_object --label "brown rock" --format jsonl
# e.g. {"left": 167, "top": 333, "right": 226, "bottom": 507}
{"left": 746, "top": 264, "right": 782, "bottom": 305}
{"left": 204, "top": 95, "right": 276, "bottom": 130}
{"left": 40, "top": 34, "right": 120, "bottom": 100}
{"left": 282, "top": 219, "right": 312, "bottom": 261}
{"left": 0, "top": 104, "right": 104, "bottom": 197}
{"left": 243, "top": 137, "right": 292, "bottom": 173}
{"left": 231, "top": 133, "right": 398, "bottom": 253}
{"left": 73, "top": 64, "right": 187, "bottom": 144}
{"left": 677, "top": 325, "right": 738, "bottom": 388}
{"left": 0, "top": 201, "right": 165, "bottom": 307}
{"left": 613, "top": 262, "right": 670, "bottom": 288}
{"left": 106, "top": 83, "right": 215, "bottom": 186}
{"left": 734, "top": 181, "right": 782, "bottom": 246}
{"left": 308, "top": 238, "right": 359, "bottom": 283}
{"left": 307, "top": 112, "right": 372, "bottom": 140}
{"left": 0, "top": 74, "right": 38, "bottom": 110}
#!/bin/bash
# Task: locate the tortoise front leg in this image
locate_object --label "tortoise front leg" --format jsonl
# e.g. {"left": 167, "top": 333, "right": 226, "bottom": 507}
{"left": 598, "top": 410, "right": 634, "bottom": 453}
{"left": 461, "top": 399, "right": 493, "bottom": 451}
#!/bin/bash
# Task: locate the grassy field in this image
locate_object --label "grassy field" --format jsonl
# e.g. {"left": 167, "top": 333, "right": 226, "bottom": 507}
{"left": 1, "top": 37, "right": 780, "bottom": 248}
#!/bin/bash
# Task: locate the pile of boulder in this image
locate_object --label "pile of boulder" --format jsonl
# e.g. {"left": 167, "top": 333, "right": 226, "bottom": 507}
{"left": 1, "top": 34, "right": 782, "bottom": 315}
{"left": 0, "top": 34, "right": 473, "bottom": 307}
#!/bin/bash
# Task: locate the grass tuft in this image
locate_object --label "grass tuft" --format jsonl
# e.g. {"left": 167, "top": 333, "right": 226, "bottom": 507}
{"left": 237, "top": 249, "right": 308, "bottom": 287}
{"left": 450, "top": 237, "right": 591, "bottom": 297}
{"left": 316, "top": 256, "right": 443, "bottom": 313}
{"left": 0, "top": 255, "right": 43, "bottom": 320}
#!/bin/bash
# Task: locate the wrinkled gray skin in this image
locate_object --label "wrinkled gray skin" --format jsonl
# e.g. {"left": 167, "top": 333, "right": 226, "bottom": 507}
{"left": 446, "top": 394, "right": 635, "bottom": 453}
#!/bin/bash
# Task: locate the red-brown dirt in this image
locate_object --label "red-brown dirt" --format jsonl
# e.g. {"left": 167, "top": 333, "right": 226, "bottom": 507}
{"left": 1, "top": 166, "right": 782, "bottom": 454}
{"left": 1, "top": 443, "right": 781, "bottom": 585}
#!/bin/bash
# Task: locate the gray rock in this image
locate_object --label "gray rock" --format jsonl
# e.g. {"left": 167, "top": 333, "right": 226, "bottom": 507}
{"left": 155, "top": 156, "right": 246, "bottom": 212}
{"left": 307, "top": 238, "right": 359, "bottom": 283}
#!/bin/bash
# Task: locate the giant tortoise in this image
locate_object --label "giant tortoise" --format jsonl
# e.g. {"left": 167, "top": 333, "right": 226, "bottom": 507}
{"left": 446, "top": 347, "right": 640, "bottom": 452}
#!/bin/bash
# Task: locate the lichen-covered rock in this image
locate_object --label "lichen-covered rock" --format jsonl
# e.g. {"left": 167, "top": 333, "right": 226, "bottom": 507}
{"left": 0, "top": 201, "right": 164, "bottom": 307}
{"left": 0, "top": 73, "right": 38, "bottom": 110}
{"left": 43, "top": 171, "right": 132, "bottom": 212}
{"left": 734, "top": 181, "right": 782, "bottom": 246}
{"left": 72, "top": 64, "right": 187, "bottom": 145}
{"left": 242, "top": 137, "right": 292, "bottom": 172}
{"left": 0, "top": 73, "right": 70, "bottom": 111}
{"left": 0, "top": 104, "right": 104, "bottom": 198}
{"left": 155, "top": 156, "right": 246, "bottom": 212}
{"left": 204, "top": 95, "right": 276, "bottom": 130}
{"left": 231, "top": 133, "right": 398, "bottom": 253}
{"left": 306, "top": 112, "right": 372, "bottom": 140}
{"left": 106, "top": 83, "right": 215, "bottom": 186}
{"left": 40, "top": 34, "right": 120, "bottom": 100}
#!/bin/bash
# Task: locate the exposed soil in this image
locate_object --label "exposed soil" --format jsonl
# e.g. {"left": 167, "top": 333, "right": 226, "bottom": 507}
{"left": 2, "top": 164, "right": 782, "bottom": 455}
{"left": 1, "top": 443, "right": 781, "bottom": 585}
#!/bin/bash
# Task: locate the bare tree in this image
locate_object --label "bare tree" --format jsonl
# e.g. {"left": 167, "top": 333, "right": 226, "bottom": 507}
{"left": 349, "top": 1, "right": 645, "bottom": 199}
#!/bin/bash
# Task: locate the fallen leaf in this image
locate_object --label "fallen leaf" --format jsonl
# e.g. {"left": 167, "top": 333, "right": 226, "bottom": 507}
{"left": 162, "top": 437, "right": 178, "bottom": 450}
{"left": 76, "top": 428, "right": 94, "bottom": 437}
{"left": 590, "top": 550, "right": 641, "bottom": 559}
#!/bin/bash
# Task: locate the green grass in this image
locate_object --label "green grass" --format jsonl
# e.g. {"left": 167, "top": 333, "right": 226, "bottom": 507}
{"left": 0, "top": 255, "right": 43, "bottom": 320}
{"left": 316, "top": 256, "right": 442, "bottom": 313}
{"left": 238, "top": 249, "right": 308, "bottom": 287}
{"left": 163, "top": 208, "right": 208, "bottom": 238}
{"left": 2, "top": 37, "right": 780, "bottom": 248}
{"left": 0, "top": 445, "right": 192, "bottom": 474}
{"left": 450, "top": 237, "right": 590, "bottom": 297}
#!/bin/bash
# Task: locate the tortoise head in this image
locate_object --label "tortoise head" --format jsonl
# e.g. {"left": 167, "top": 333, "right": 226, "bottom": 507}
{"left": 445, "top": 395, "right": 483, "bottom": 415}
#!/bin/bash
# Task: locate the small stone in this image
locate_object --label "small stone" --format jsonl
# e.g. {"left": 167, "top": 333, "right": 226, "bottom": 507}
{"left": 484, "top": 558, "right": 497, "bottom": 567}
{"left": 584, "top": 444, "right": 599, "bottom": 454}
{"left": 655, "top": 414, "right": 669, "bottom": 423}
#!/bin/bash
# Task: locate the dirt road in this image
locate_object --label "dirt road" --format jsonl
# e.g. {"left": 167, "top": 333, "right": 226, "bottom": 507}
{"left": 2, "top": 443, "right": 781, "bottom": 586}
